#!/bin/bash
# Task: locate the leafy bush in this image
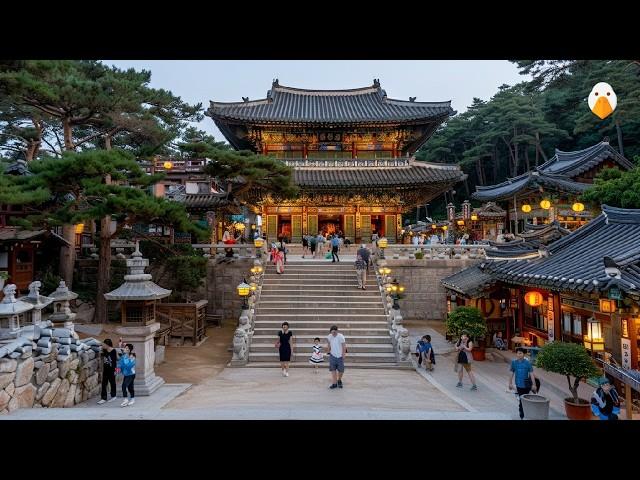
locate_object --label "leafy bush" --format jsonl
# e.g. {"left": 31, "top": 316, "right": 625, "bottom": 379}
{"left": 414, "top": 250, "right": 424, "bottom": 259}
{"left": 446, "top": 306, "right": 487, "bottom": 341}
{"left": 535, "top": 341, "right": 599, "bottom": 402}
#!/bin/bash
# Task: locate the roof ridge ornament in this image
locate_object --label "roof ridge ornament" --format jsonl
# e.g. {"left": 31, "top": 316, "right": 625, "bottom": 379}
{"left": 409, "top": 97, "right": 416, "bottom": 102}
{"left": 373, "top": 78, "right": 380, "bottom": 88}
{"left": 602, "top": 136, "right": 610, "bottom": 144}
{"left": 272, "top": 78, "right": 279, "bottom": 87}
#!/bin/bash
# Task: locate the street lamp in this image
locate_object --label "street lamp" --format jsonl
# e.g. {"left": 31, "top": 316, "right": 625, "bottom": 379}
{"left": 254, "top": 236, "right": 264, "bottom": 258}
{"left": 378, "top": 266, "right": 391, "bottom": 283}
{"left": 387, "top": 278, "right": 404, "bottom": 310}
{"left": 237, "top": 280, "right": 251, "bottom": 310}
{"left": 378, "top": 237, "right": 388, "bottom": 259}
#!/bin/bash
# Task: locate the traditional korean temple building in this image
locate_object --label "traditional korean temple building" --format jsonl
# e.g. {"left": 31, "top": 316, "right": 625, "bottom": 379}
{"left": 442, "top": 205, "right": 640, "bottom": 370}
{"left": 471, "top": 140, "right": 633, "bottom": 233}
{"left": 207, "top": 80, "right": 465, "bottom": 243}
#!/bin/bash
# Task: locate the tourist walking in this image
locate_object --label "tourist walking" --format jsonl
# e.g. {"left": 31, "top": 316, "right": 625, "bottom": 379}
{"left": 371, "top": 231, "right": 379, "bottom": 255}
{"left": 326, "top": 325, "right": 346, "bottom": 389}
{"left": 302, "top": 234, "right": 309, "bottom": 258}
{"left": 331, "top": 234, "right": 340, "bottom": 262}
{"left": 118, "top": 343, "right": 136, "bottom": 407}
{"left": 278, "top": 236, "right": 288, "bottom": 264}
{"left": 276, "top": 322, "right": 294, "bottom": 376}
{"left": 309, "top": 337, "right": 324, "bottom": 373}
{"left": 97, "top": 338, "right": 118, "bottom": 404}
{"left": 316, "top": 232, "right": 325, "bottom": 259}
{"left": 309, "top": 234, "right": 317, "bottom": 259}
{"left": 591, "top": 377, "right": 621, "bottom": 420}
{"left": 509, "top": 347, "right": 539, "bottom": 419}
{"left": 355, "top": 254, "right": 367, "bottom": 289}
{"left": 357, "top": 243, "right": 371, "bottom": 272}
{"left": 455, "top": 331, "right": 477, "bottom": 390}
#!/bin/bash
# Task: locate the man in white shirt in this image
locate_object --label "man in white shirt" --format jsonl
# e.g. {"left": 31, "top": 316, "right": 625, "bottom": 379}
{"left": 326, "top": 325, "right": 347, "bottom": 389}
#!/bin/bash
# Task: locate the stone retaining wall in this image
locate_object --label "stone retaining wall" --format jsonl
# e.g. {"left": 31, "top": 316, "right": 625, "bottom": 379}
{"left": 0, "top": 333, "right": 102, "bottom": 414}
{"left": 206, "top": 258, "right": 254, "bottom": 323}
{"left": 382, "top": 259, "right": 480, "bottom": 321}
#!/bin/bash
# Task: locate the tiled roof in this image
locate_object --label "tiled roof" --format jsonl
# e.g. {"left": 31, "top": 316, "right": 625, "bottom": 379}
{"left": 471, "top": 141, "right": 633, "bottom": 202}
{"left": 183, "top": 193, "right": 232, "bottom": 209}
{"left": 0, "top": 228, "right": 70, "bottom": 246}
{"left": 208, "top": 80, "right": 454, "bottom": 125}
{"left": 441, "top": 264, "right": 497, "bottom": 297}
{"left": 471, "top": 171, "right": 590, "bottom": 202}
{"left": 484, "top": 205, "right": 640, "bottom": 297}
{"left": 293, "top": 161, "right": 464, "bottom": 188}
{"left": 538, "top": 141, "right": 633, "bottom": 176}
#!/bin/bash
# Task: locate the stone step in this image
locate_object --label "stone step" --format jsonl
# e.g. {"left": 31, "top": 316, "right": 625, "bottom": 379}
{"left": 251, "top": 343, "right": 394, "bottom": 353}
{"left": 248, "top": 352, "right": 397, "bottom": 363}
{"left": 264, "top": 270, "right": 374, "bottom": 275}
{"left": 257, "top": 300, "right": 383, "bottom": 307}
{"left": 244, "top": 362, "right": 413, "bottom": 370}
{"left": 254, "top": 327, "right": 390, "bottom": 335}
{"left": 255, "top": 315, "right": 387, "bottom": 323}
{"left": 256, "top": 307, "right": 386, "bottom": 315}
{"left": 262, "top": 278, "right": 378, "bottom": 284}
{"left": 258, "top": 294, "right": 381, "bottom": 301}
{"left": 252, "top": 334, "right": 392, "bottom": 344}
{"left": 261, "top": 285, "right": 381, "bottom": 292}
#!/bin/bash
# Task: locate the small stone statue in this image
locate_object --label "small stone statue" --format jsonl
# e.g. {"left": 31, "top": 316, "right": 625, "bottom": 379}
{"left": 232, "top": 328, "right": 248, "bottom": 361}
{"left": 398, "top": 328, "right": 411, "bottom": 361}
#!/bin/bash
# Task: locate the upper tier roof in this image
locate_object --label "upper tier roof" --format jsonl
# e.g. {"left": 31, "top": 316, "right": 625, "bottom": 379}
{"left": 207, "top": 79, "right": 454, "bottom": 125}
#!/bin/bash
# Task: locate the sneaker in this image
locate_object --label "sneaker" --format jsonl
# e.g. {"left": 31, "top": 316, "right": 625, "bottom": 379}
{"left": 362, "top": 286, "right": 366, "bottom": 290}
{"left": 128, "top": 398, "right": 135, "bottom": 405}
{"left": 337, "top": 380, "right": 343, "bottom": 388}
{"left": 120, "top": 399, "right": 129, "bottom": 407}
{"left": 282, "top": 370, "right": 286, "bottom": 377}
{"left": 107, "top": 396, "right": 117, "bottom": 403}
{"left": 456, "top": 382, "right": 463, "bottom": 388}
{"left": 284, "top": 371, "right": 289, "bottom": 377}
{"left": 97, "top": 399, "right": 106, "bottom": 405}
{"left": 471, "top": 385, "right": 478, "bottom": 391}
{"left": 329, "top": 384, "right": 338, "bottom": 389}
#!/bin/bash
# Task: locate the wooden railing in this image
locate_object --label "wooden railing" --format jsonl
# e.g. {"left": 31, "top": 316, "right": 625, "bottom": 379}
{"left": 156, "top": 300, "right": 208, "bottom": 346}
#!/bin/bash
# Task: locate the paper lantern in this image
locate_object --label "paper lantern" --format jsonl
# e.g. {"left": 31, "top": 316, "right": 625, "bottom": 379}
{"left": 521, "top": 204, "right": 532, "bottom": 213}
{"left": 471, "top": 214, "right": 478, "bottom": 221}
{"left": 572, "top": 202, "right": 585, "bottom": 212}
{"left": 456, "top": 220, "right": 465, "bottom": 226}
{"left": 442, "top": 225, "right": 448, "bottom": 231}
{"left": 540, "top": 199, "right": 551, "bottom": 210}
{"left": 431, "top": 224, "right": 437, "bottom": 230}
{"left": 74, "top": 224, "right": 85, "bottom": 234}
{"left": 524, "top": 291, "right": 544, "bottom": 307}
{"left": 163, "top": 161, "right": 173, "bottom": 170}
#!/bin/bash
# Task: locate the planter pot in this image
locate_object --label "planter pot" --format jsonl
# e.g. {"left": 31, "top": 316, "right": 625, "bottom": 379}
{"left": 471, "top": 347, "right": 485, "bottom": 361}
{"left": 521, "top": 394, "right": 550, "bottom": 420}
{"left": 564, "top": 398, "right": 593, "bottom": 420}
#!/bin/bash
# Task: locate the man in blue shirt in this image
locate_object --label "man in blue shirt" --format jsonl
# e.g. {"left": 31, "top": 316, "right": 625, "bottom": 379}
{"left": 509, "top": 347, "right": 539, "bottom": 419}
{"left": 331, "top": 235, "right": 340, "bottom": 262}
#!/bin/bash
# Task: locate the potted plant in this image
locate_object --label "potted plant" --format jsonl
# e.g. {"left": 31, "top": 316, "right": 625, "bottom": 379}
{"left": 534, "top": 341, "right": 599, "bottom": 420}
{"left": 446, "top": 306, "right": 488, "bottom": 361}
{"left": 414, "top": 250, "right": 425, "bottom": 260}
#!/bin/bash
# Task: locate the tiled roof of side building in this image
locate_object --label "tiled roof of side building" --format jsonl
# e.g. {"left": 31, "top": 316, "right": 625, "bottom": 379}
{"left": 441, "top": 264, "right": 498, "bottom": 297}
{"left": 292, "top": 161, "right": 464, "bottom": 188}
{"left": 484, "top": 205, "right": 640, "bottom": 297}
{"left": 538, "top": 140, "right": 634, "bottom": 176}
{"left": 208, "top": 80, "right": 454, "bottom": 124}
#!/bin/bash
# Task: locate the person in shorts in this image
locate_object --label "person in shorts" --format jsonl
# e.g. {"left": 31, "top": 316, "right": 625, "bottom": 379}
{"left": 326, "top": 325, "right": 346, "bottom": 389}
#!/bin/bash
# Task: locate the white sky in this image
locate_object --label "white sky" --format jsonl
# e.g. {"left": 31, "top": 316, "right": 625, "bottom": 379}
{"left": 104, "top": 60, "right": 529, "bottom": 142}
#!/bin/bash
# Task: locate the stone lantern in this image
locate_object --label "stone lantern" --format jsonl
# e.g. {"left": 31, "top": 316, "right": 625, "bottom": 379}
{"left": 104, "top": 241, "right": 170, "bottom": 395}
{"left": 22, "top": 281, "right": 54, "bottom": 327}
{"left": 48, "top": 280, "right": 78, "bottom": 332}
{"left": 0, "top": 284, "right": 34, "bottom": 339}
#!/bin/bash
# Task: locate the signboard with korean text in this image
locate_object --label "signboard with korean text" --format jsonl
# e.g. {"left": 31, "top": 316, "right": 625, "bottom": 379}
{"left": 547, "top": 293, "right": 555, "bottom": 342}
{"left": 621, "top": 337, "right": 632, "bottom": 369}
{"left": 608, "top": 286, "right": 622, "bottom": 300}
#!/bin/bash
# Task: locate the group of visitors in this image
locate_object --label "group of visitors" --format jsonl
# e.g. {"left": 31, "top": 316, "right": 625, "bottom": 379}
{"left": 98, "top": 338, "right": 137, "bottom": 407}
{"left": 270, "top": 236, "right": 287, "bottom": 274}
{"left": 276, "top": 323, "right": 347, "bottom": 389}
{"left": 301, "top": 231, "right": 350, "bottom": 261}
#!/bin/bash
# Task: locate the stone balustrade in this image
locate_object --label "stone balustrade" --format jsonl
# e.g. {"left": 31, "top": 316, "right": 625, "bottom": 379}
{"left": 380, "top": 244, "right": 488, "bottom": 261}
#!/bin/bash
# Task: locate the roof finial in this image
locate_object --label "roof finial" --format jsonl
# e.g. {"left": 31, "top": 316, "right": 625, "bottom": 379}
{"left": 409, "top": 97, "right": 416, "bottom": 102}
{"left": 132, "top": 240, "right": 142, "bottom": 258}
{"left": 373, "top": 78, "right": 380, "bottom": 88}
{"left": 602, "top": 136, "right": 610, "bottom": 144}
{"left": 242, "top": 96, "right": 249, "bottom": 102}
{"left": 272, "top": 78, "right": 279, "bottom": 87}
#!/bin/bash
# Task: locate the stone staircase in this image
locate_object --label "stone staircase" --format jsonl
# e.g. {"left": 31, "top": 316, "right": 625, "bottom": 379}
{"left": 248, "top": 260, "right": 403, "bottom": 368}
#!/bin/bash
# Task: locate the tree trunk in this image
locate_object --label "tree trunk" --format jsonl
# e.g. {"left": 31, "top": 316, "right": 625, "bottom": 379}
{"left": 535, "top": 132, "right": 548, "bottom": 163}
{"left": 492, "top": 145, "right": 498, "bottom": 183}
{"left": 95, "top": 171, "right": 112, "bottom": 324}
{"left": 524, "top": 146, "right": 531, "bottom": 172}
{"left": 615, "top": 119, "right": 624, "bottom": 157}
{"left": 58, "top": 117, "right": 76, "bottom": 287}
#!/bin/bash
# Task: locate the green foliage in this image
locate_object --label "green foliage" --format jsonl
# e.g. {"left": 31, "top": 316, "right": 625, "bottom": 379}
{"left": 41, "top": 269, "right": 61, "bottom": 295}
{"left": 109, "top": 259, "right": 127, "bottom": 292}
{"left": 164, "top": 254, "right": 207, "bottom": 300}
{"left": 0, "top": 271, "right": 9, "bottom": 280}
{"left": 414, "top": 250, "right": 424, "bottom": 259}
{"left": 534, "top": 341, "right": 599, "bottom": 402}
{"left": 446, "top": 306, "right": 487, "bottom": 340}
{"left": 581, "top": 166, "right": 640, "bottom": 209}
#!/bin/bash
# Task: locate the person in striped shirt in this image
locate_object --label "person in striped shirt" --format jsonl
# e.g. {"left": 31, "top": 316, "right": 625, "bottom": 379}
{"left": 309, "top": 337, "right": 324, "bottom": 372}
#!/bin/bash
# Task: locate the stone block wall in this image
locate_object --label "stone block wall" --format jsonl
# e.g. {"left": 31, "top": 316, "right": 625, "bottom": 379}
{"left": 382, "top": 259, "right": 481, "bottom": 321}
{"left": 0, "top": 335, "right": 102, "bottom": 414}
{"left": 206, "top": 257, "right": 254, "bottom": 323}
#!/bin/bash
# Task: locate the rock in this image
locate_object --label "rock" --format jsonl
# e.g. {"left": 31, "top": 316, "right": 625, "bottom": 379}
{"left": 0, "top": 372, "right": 16, "bottom": 390}
{"left": 19, "top": 350, "right": 33, "bottom": 359}
{"left": 79, "top": 352, "right": 89, "bottom": 364}
{"left": 69, "top": 358, "right": 79, "bottom": 371}
{"left": 46, "top": 368, "right": 59, "bottom": 383}
{"left": 39, "top": 352, "right": 53, "bottom": 363}
{"left": 34, "top": 360, "right": 44, "bottom": 369}
{"left": 35, "top": 363, "right": 50, "bottom": 385}
{"left": 64, "top": 384, "right": 77, "bottom": 407}
{"left": 74, "top": 385, "right": 82, "bottom": 404}
{"left": 35, "top": 382, "right": 50, "bottom": 402}
{"left": 5, "top": 382, "right": 15, "bottom": 397}
{"left": 0, "top": 359, "right": 17, "bottom": 373}
{"left": 0, "top": 390, "right": 10, "bottom": 410}
{"left": 154, "top": 345, "right": 165, "bottom": 365}
{"left": 87, "top": 350, "right": 96, "bottom": 360}
{"left": 14, "top": 357, "right": 34, "bottom": 387}
{"left": 67, "top": 369, "right": 78, "bottom": 384}
{"left": 85, "top": 372, "right": 99, "bottom": 389}
{"left": 9, "top": 383, "right": 36, "bottom": 409}
{"left": 75, "top": 303, "right": 95, "bottom": 323}
{"left": 81, "top": 389, "right": 89, "bottom": 402}
{"left": 58, "top": 359, "right": 71, "bottom": 379}
{"left": 33, "top": 403, "right": 42, "bottom": 408}
{"left": 41, "top": 378, "right": 61, "bottom": 406}
{"left": 51, "top": 379, "right": 70, "bottom": 408}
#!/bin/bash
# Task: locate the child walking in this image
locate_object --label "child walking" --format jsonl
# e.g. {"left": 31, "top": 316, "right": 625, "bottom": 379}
{"left": 309, "top": 337, "right": 324, "bottom": 373}
{"left": 118, "top": 343, "right": 137, "bottom": 407}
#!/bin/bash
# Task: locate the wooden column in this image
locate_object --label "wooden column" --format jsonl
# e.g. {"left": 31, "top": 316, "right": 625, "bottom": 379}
{"left": 517, "top": 288, "right": 525, "bottom": 335}
{"left": 630, "top": 317, "right": 639, "bottom": 369}
{"left": 303, "top": 144, "right": 308, "bottom": 159}
{"left": 352, "top": 142, "right": 356, "bottom": 159}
